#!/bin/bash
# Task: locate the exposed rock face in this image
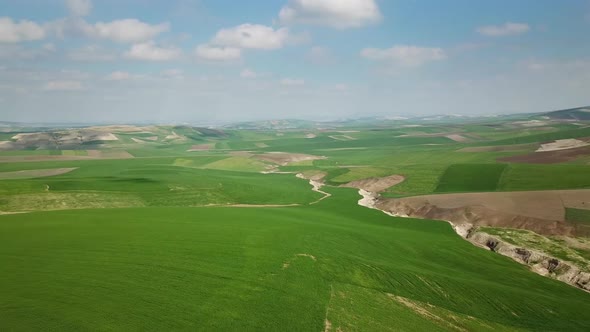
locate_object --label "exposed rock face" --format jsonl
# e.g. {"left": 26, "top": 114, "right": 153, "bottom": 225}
{"left": 468, "top": 231, "right": 590, "bottom": 292}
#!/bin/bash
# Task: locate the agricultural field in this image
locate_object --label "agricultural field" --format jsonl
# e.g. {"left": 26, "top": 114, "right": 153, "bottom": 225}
{"left": 2, "top": 109, "right": 590, "bottom": 330}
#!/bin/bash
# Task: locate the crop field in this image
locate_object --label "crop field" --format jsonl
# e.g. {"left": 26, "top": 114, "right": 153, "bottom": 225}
{"left": 2, "top": 191, "right": 590, "bottom": 331}
{"left": 3, "top": 113, "right": 590, "bottom": 330}
{"left": 435, "top": 164, "right": 507, "bottom": 193}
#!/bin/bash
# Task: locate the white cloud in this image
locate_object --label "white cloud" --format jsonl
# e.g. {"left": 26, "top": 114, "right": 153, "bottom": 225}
{"left": 105, "top": 71, "right": 132, "bottom": 81}
{"left": 94, "top": 19, "right": 169, "bottom": 43}
{"left": 0, "top": 43, "right": 56, "bottom": 60}
{"left": 477, "top": 22, "right": 530, "bottom": 37}
{"left": 68, "top": 44, "right": 116, "bottom": 61}
{"left": 161, "top": 69, "right": 184, "bottom": 79}
{"left": 361, "top": 45, "right": 447, "bottom": 67}
{"left": 240, "top": 69, "right": 258, "bottom": 78}
{"left": 48, "top": 18, "right": 169, "bottom": 43}
{"left": 281, "top": 78, "right": 305, "bottom": 86}
{"left": 43, "top": 80, "right": 84, "bottom": 91}
{"left": 212, "top": 24, "right": 289, "bottom": 50}
{"left": 124, "top": 41, "right": 182, "bottom": 61}
{"left": 0, "top": 17, "right": 46, "bottom": 43}
{"left": 305, "top": 46, "right": 333, "bottom": 64}
{"left": 279, "top": 0, "right": 381, "bottom": 29}
{"left": 195, "top": 44, "right": 241, "bottom": 61}
{"left": 66, "top": 0, "right": 92, "bottom": 17}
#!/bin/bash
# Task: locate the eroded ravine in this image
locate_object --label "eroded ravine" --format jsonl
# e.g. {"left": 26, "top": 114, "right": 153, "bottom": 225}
{"left": 355, "top": 189, "right": 590, "bottom": 293}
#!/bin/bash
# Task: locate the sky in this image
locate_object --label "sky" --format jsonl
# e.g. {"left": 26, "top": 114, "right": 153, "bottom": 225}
{"left": 1, "top": 0, "right": 589, "bottom": 124}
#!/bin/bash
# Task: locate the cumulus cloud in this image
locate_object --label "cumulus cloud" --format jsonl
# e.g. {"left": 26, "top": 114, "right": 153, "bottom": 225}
{"left": 280, "top": 78, "right": 305, "bottom": 86}
{"left": 477, "top": 22, "right": 530, "bottom": 37}
{"left": 124, "top": 41, "right": 182, "bottom": 61}
{"left": 66, "top": 0, "right": 92, "bottom": 17}
{"left": 43, "top": 80, "right": 84, "bottom": 91}
{"left": 0, "top": 44, "right": 55, "bottom": 60}
{"left": 361, "top": 45, "right": 447, "bottom": 67}
{"left": 93, "top": 19, "right": 170, "bottom": 43}
{"left": 195, "top": 44, "right": 241, "bottom": 61}
{"left": 48, "top": 18, "right": 169, "bottom": 43}
{"left": 212, "top": 24, "right": 289, "bottom": 50}
{"left": 279, "top": 0, "right": 381, "bottom": 29}
{"left": 0, "top": 17, "right": 46, "bottom": 43}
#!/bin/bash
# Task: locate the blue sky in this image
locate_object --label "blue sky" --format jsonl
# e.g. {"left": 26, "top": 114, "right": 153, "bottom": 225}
{"left": 1, "top": 0, "right": 589, "bottom": 123}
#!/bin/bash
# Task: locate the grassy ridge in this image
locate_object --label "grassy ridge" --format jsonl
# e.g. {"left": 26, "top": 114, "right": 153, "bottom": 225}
{"left": 0, "top": 158, "right": 322, "bottom": 211}
{"left": 489, "top": 127, "right": 590, "bottom": 145}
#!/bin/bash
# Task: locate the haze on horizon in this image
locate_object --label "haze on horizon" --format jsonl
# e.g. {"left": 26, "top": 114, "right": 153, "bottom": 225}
{"left": 1, "top": 0, "right": 589, "bottom": 123}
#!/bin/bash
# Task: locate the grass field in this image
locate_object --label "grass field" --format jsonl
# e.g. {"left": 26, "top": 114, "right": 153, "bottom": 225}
{"left": 3, "top": 117, "right": 590, "bottom": 330}
{"left": 2, "top": 189, "right": 590, "bottom": 331}
{"left": 498, "top": 164, "right": 590, "bottom": 191}
{"left": 435, "top": 164, "right": 507, "bottom": 193}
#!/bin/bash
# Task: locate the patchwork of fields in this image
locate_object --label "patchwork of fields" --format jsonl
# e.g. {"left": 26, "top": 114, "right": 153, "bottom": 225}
{"left": 2, "top": 112, "right": 590, "bottom": 330}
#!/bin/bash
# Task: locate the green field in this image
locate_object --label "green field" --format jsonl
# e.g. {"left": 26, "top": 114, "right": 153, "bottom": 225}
{"left": 3, "top": 116, "right": 590, "bottom": 330}
{"left": 435, "top": 164, "right": 507, "bottom": 193}
{"left": 2, "top": 190, "right": 590, "bottom": 330}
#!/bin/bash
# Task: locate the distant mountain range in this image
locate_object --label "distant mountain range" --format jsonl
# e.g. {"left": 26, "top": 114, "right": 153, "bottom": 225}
{"left": 2, "top": 106, "right": 589, "bottom": 130}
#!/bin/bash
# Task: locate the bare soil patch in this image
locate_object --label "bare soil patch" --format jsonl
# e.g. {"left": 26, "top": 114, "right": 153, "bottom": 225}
{"left": 511, "top": 120, "right": 549, "bottom": 127}
{"left": 164, "top": 131, "right": 185, "bottom": 140}
{"left": 536, "top": 139, "right": 590, "bottom": 152}
{"left": 0, "top": 155, "right": 89, "bottom": 163}
{"left": 224, "top": 204, "right": 299, "bottom": 208}
{"left": 318, "top": 147, "right": 367, "bottom": 151}
{"left": 131, "top": 138, "right": 146, "bottom": 144}
{"left": 255, "top": 152, "right": 326, "bottom": 166}
{"left": 498, "top": 146, "right": 590, "bottom": 164}
{"left": 458, "top": 143, "right": 537, "bottom": 153}
{"left": 376, "top": 189, "right": 590, "bottom": 237}
{"left": 0, "top": 150, "right": 133, "bottom": 163}
{"left": 88, "top": 125, "right": 147, "bottom": 132}
{"left": 445, "top": 134, "right": 469, "bottom": 142}
{"left": 341, "top": 175, "right": 405, "bottom": 192}
{"left": 0, "top": 167, "right": 77, "bottom": 180}
{"left": 187, "top": 144, "right": 213, "bottom": 152}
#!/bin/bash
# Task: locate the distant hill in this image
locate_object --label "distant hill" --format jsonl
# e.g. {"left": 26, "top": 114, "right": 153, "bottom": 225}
{"left": 224, "top": 119, "right": 320, "bottom": 130}
{"left": 542, "top": 106, "right": 590, "bottom": 120}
